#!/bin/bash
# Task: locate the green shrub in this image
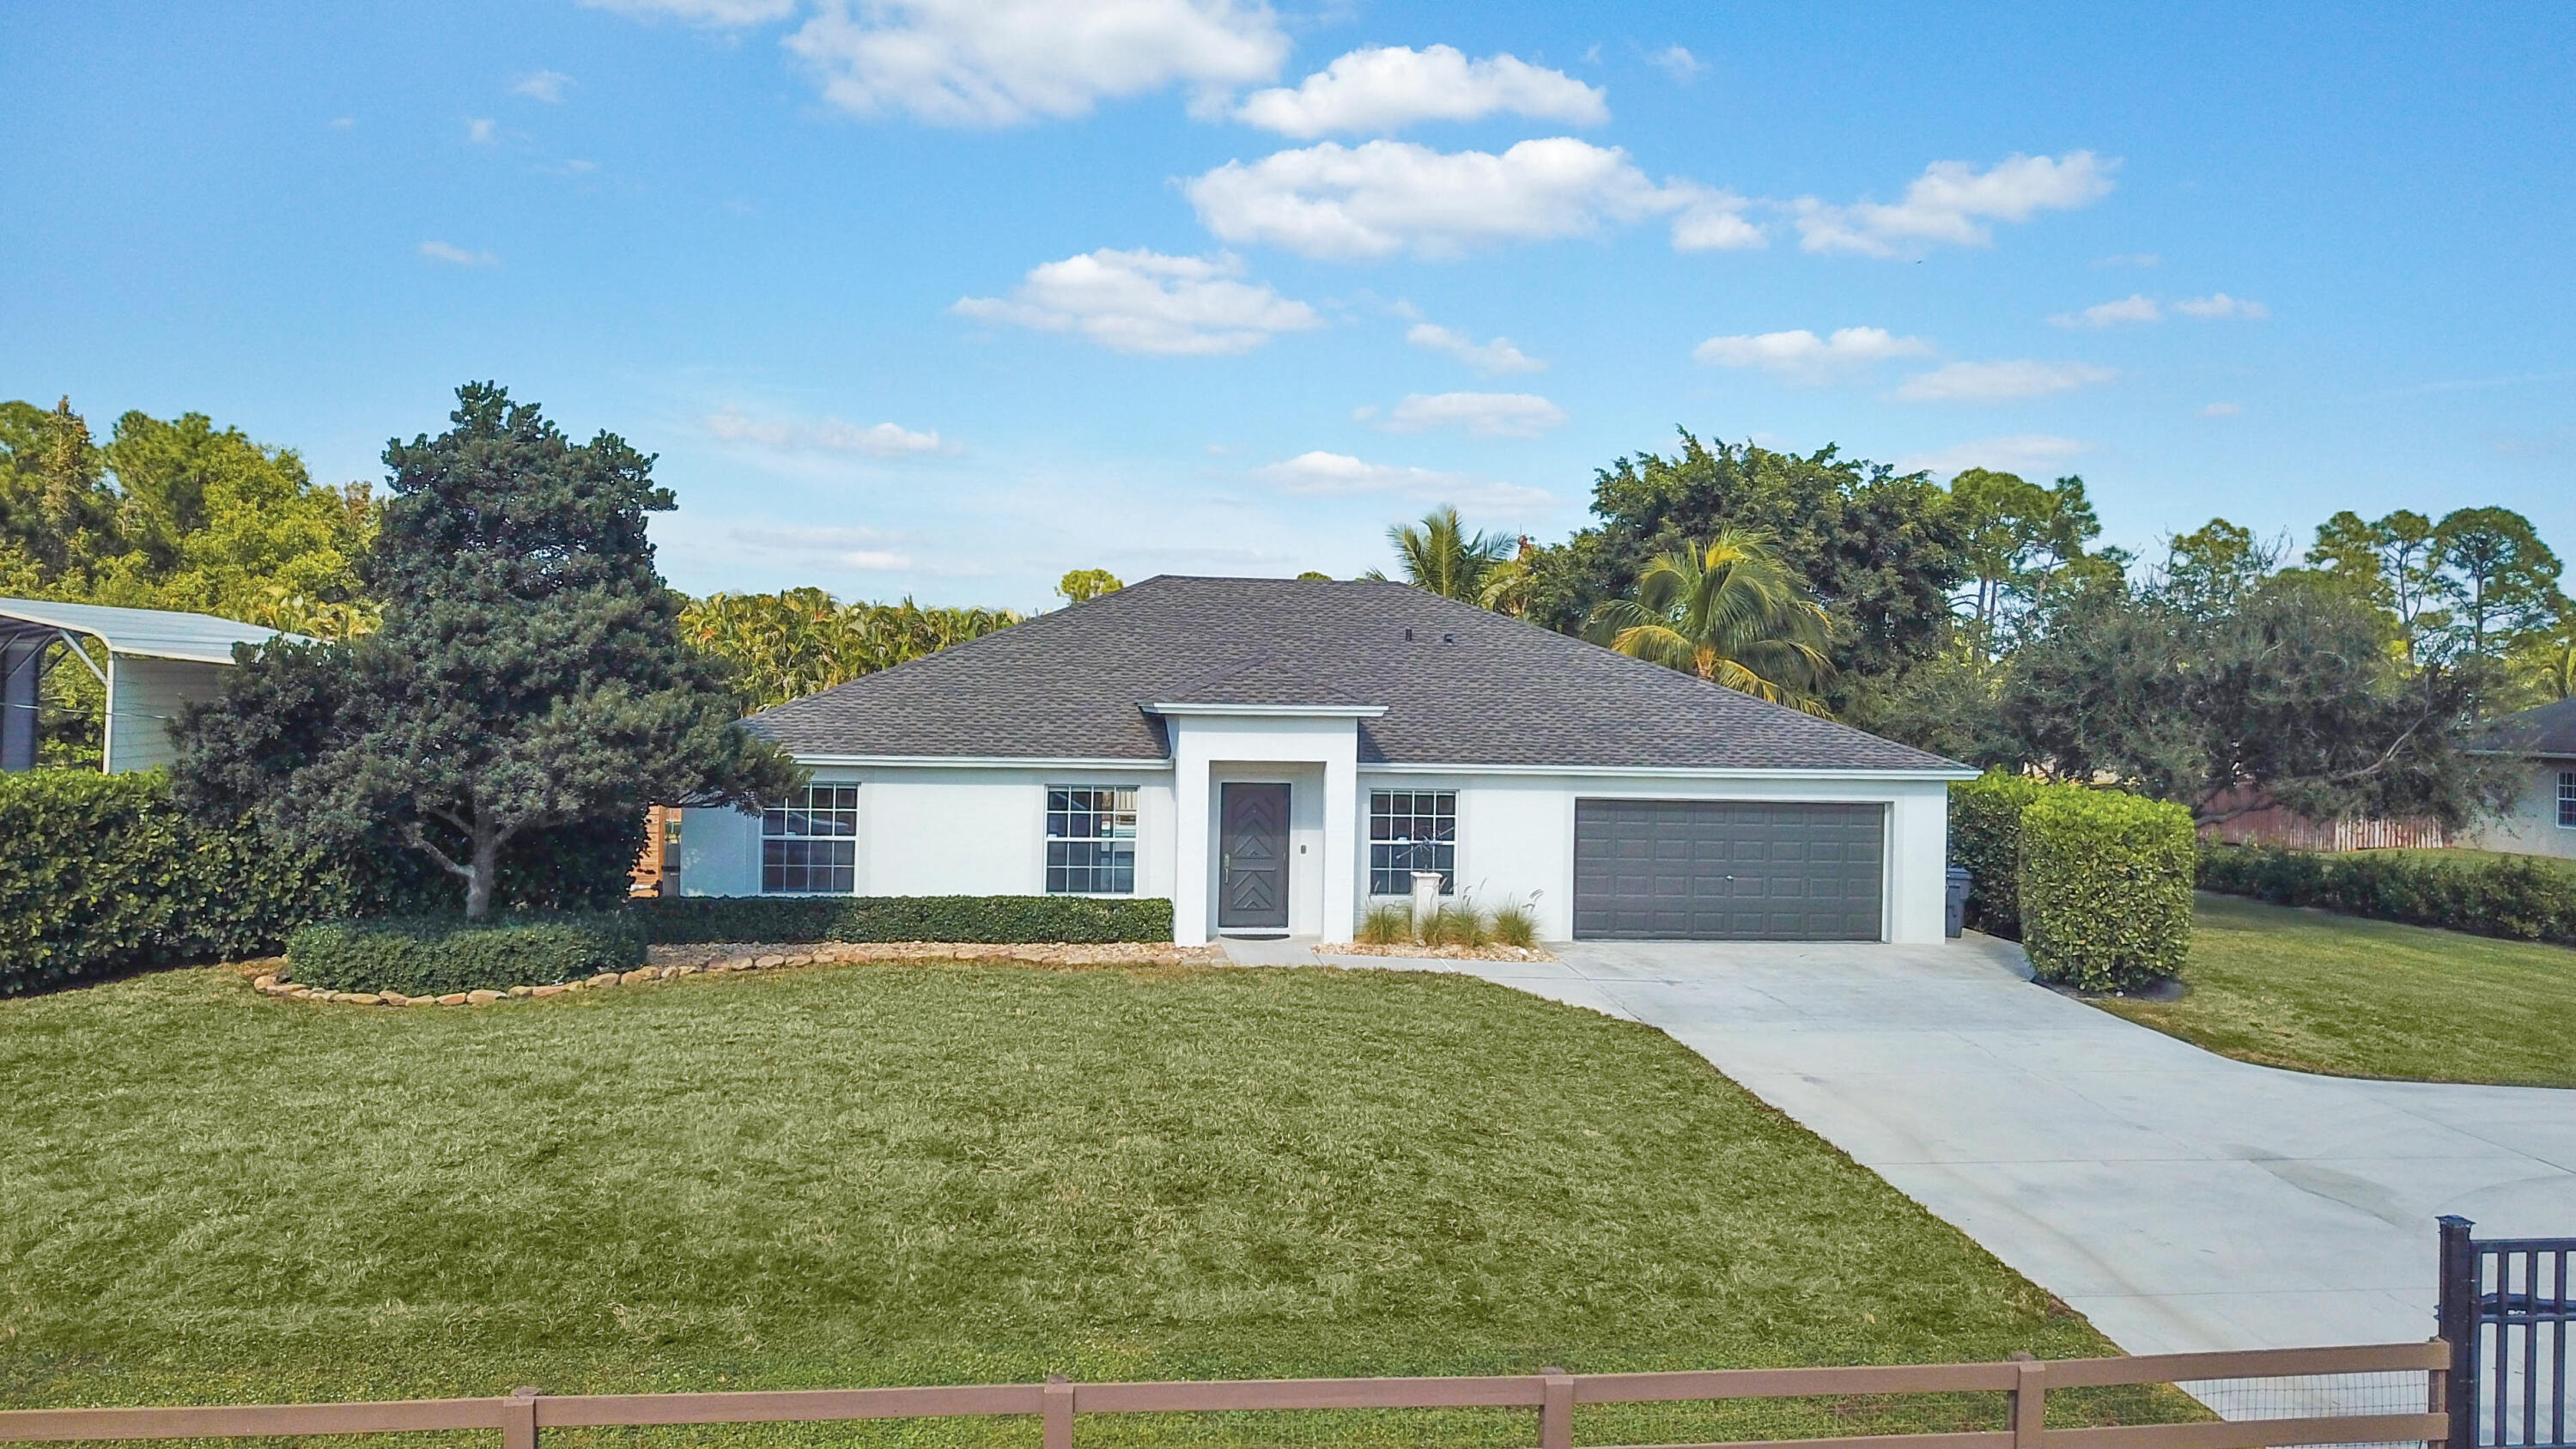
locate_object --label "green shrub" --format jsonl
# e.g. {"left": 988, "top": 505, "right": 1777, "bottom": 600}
{"left": 287, "top": 914, "right": 647, "bottom": 996}
{"left": 2019, "top": 789, "right": 2196, "bottom": 993}
{"left": 639, "top": 894, "right": 1175, "bottom": 945}
{"left": 1949, "top": 772, "right": 2048, "bottom": 939}
{"left": 2199, "top": 844, "right": 2576, "bottom": 944}
{"left": 1490, "top": 900, "right": 1540, "bottom": 949}
{"left": 0, "top": 769, "right": 653, "bottom": 995}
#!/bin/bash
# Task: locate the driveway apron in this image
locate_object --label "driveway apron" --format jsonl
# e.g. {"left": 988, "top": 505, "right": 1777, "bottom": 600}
{"left": 1310, "top": 935, "right": 2576, "bottom": 1356}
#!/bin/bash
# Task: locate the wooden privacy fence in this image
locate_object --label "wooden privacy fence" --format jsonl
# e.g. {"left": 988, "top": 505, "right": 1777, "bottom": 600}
{"left": 0, "top": 1341, "right": 2451, "bottom": 1449}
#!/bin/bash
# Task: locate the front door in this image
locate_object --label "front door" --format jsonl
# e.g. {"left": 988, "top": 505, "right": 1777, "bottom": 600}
{"left": 1218, "top": 782, "right": 1291, "bottom": 930}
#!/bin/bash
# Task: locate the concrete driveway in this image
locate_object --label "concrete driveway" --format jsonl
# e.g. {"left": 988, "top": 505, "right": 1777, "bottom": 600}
{"left": 1303, "top": 935, "right": 2576, "bottom": 1355}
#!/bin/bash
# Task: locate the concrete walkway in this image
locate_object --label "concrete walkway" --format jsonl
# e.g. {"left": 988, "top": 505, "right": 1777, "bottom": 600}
{"left": 1243, "top": 934, "right": 2576, "bottom": 1356}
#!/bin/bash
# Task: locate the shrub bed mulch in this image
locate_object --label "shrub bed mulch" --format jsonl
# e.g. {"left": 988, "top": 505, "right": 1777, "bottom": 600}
{"left": 245, "top": 939, "right": 1226, "bottom": 1006}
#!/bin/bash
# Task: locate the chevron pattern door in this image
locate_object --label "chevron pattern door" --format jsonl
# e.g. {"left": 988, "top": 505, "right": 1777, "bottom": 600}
{"left": 1218, "top": 782, "right": 1291, "bottom": 930}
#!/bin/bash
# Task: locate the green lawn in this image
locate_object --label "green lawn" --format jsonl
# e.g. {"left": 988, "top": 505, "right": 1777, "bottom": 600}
{"left": 2098, "top": 893, "right": 2576, "bottom": 1087}
{"left": 0, "top": 959, "right": 2177, "bottom": 1445}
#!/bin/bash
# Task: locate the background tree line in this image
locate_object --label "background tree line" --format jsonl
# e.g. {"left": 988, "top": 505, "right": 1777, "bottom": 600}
{"left": 11, "top": 393, "right": 2569, "bottom": 835}
{"left": 1388, "top": 430, "right": 2570, "bottom": 831}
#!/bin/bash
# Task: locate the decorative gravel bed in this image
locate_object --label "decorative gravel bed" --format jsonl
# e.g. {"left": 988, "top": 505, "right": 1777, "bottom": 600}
{"left": 1327, "top": 942, "right": 1555, "bottom": 962}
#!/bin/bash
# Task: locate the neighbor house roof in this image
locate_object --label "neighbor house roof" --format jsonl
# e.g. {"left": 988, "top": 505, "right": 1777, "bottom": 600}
{"left": 2476, "top": 697, "right": 2576, "bottom": 759}
{"left": 748, "top": 575, "right": 1962, "bottom": 774}
{"left": 0, "top": 596, "right": 301, "bottom": 665}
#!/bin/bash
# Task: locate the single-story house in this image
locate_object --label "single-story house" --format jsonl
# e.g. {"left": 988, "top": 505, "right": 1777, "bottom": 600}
{"left": 2465, "top": 696, "right": 2576, "bottom": 860}
{"left": 677, "top": 575, "right": 1976, "bottom": 945}
{"left": 0, "top": 596, "right": 294, "bottom": 773}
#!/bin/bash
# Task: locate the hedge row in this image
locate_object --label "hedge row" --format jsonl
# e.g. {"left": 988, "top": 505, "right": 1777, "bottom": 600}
{"left": 1948, "top": 772, "right": 2046, "bottom": 939}
{"left": 0, "top": 769, "right": 644, "bottom": 995}
{"left": 287, "top": 914, "right": 648, "bottom": 996}
{"left": 1949, "top": 772, "right": 2196, "bottom": 992}
{"left": 2019, "top": 788, "right": 2196, "bottom": 993}
{"left": 2198, "top": 844, "right": 2576, "bottom": 945}
{"left": 638, "top": 894, "right": 1176, "bottom": 945}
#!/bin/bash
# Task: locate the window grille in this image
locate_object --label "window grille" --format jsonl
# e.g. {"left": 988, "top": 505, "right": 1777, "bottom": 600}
{"left": 1047, "top": 786, "right": 1137, "bottom": 894}
{"left": 763, "top": 786, "right": 858, "bottom": 893}
{"left": 2559, "top": 771, "right": 2575, "bottom": 829}
{"left": 1370, "top": 790, "right": 1456, "bottom": 895}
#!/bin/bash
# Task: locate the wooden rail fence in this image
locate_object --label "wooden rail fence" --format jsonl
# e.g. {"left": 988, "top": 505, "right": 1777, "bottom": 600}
{"left": 0, "top": 1341, "right": 2451, "bottom": 1449}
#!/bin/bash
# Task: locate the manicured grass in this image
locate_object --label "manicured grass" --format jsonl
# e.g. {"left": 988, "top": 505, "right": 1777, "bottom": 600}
{"left": 2099, "top": 893, "right": 2576, "bottom": 1087}
{"left": 0, "top": 961, "right": 2176, "bottom": 1445}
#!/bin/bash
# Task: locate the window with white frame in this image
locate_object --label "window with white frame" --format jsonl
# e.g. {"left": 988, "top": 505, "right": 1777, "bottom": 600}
{"left": 763, "top": 785, "right": 858, "bottom": 893}
{"left": 1370, "top": 790, "right": 1455, "bottom": 895}
{"left": 2559, "top": 770, "right": 2575, "bottom": 829}
{"left": 1047, "top": 786, "right": 1137, "bottom": 893}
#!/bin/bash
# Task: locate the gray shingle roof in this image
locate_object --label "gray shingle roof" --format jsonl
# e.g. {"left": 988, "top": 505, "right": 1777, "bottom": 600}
{"left": 2478, "top": 697, "right": 2576, "bottom": 758}
{"left": 747, "top": 575, "right": 1964, "bottom": 773}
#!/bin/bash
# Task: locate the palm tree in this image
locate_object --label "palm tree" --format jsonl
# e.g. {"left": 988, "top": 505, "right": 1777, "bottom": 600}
{"left": 1586, "top": 528, "right": 1836, "bottom": 714}
{"left": 1368, "top": 505, "right": 1519, "bottom": 606}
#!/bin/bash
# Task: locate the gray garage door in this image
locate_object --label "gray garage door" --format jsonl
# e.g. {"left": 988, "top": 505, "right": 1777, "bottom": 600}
{"left": 1573, "top": 800, "right": 1886, "bottom": 941}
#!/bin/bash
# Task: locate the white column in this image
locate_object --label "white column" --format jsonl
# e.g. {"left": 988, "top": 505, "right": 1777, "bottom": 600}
{"left": 1321, "top": 747, "right": 1358, "bottom": 943}
{"left": 1172, "top": 740, "right": 1212, "bottom": 946}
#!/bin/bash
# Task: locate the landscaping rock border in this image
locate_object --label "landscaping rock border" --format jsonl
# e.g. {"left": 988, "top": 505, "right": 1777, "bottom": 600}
{"left": 241, "top": 940, "right": 1224, "bottom": 1006}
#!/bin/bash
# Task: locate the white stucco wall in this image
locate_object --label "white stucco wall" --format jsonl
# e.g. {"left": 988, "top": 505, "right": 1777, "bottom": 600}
{"left": 678, "top": 764, "right": 1176, "bottom": 900}
{"left": 681, "top": 748, "right": 1958, "bottom": 947}
{"left": 2464, "top": 759, "right": 2576, "bottom": 860}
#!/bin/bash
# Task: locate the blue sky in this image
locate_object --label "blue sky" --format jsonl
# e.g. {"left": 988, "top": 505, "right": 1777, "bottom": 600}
{"left": 6, "top": 1, "right": 2571, "bottom": 610}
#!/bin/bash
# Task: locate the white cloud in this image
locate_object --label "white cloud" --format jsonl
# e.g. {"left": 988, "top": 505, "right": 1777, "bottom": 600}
{"left": 2202, "top": 401, "right": 2245, "bottom": 417}
{"left": 465, "top": 117, "right": 497, "bottom": 143}
{"left": 328, "top": 116, "right": 355, "bottom": 129}
{"left": 1896, "top": 435, "right": 2093, "bottom": 476}
{"left": 577, "top": 0, "right": 799, "bottom": 24}
{"left": 1795, "top": 152, "right": 2117, "bottom": 257}
{"left": 781, "top": 0, "right": 1287, "bottom": 126}
{"left": 1360, "top": 392, "right": 1567, "bottom": 438}
{"left": 1405, "top": 321, "right": 1544, "bottom": 374}
{"left": 1233, "top": 45, "right": 1606, "bottom": 137}
{"left": 515, "top": 70, "right": 574, "bottom": 102}
{"left": 706, "top": 406, "right": 948, "bottom": 457}
{"left": 723, "top": 523, "right": 913, "bottom": 571}
{"left": 417, "top": 240, "right": 498, "bottom": 266}
{"left": 954, "top": 247, "right": 1319, "bottom": 356}
{"left": 2050, "top": 294, "right": 2160, "bottom": 327}
{"left": 1649, "top": 45, "right": 1704, "bottom": 82}
{"left": 1186, "top": 137, "right": 1757, "bottom": 260}
{"left": 1692, "top": 326, "right": 1934, "bottom": 383}
{"left": 2175, "top": 291, "right": 2269, "bottom": 320}
{"left": 2097, "top": 251, "right": 2160, "bottom": 267}
{"left": 1894, "top": 359, "right": 2118, "bottom": 402}
{"left": 1249, "top": 450, "right": 1551, "bottom": 511}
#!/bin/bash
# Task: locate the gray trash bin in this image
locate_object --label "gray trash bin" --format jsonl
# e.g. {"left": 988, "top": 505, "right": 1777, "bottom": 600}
{"left": 1944, "top": 866, "right": 1971, "bottom": 938}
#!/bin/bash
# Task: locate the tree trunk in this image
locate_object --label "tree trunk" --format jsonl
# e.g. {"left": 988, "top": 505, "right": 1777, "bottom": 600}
{"left": 465, "top": 821, "right": 501, "bottom": 920}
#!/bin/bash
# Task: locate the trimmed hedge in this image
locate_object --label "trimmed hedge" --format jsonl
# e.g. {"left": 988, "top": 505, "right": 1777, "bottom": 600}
{"left": 2198, "top": 844, "right": 2576, "bottom": 945}
{"left": 0, "top": 768, "right": 650, "bottom": 995}
{"left": 286, "top": 914, "right": 647, "bottom": 996}
{"left": 1949, "top": 772, "right": 2048, "bottom": 939}
{"left": 2019, "top": 789, "right": 2196, "bottom": 993}
{"left": 640, "top": 894, "right": 1176, "bottom": 945}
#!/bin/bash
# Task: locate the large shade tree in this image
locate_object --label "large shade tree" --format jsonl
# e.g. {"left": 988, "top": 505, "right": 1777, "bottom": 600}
{"left": 1518, "top": 431, "right": 1966, "bottom": 712}
{"left": 1998, "top": 539, "right": 2506, "bottom": 829}
{"left": 175, "top": 383, "right": 803, "bottom": 916}
{"left": 680, "top": 588, "right": 1020, "bottom": 713}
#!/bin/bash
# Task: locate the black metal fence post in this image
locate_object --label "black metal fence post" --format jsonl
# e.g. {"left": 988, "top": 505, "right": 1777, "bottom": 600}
{"left": 2439, "top": 1214, "right": 2479, "bottom": 1449}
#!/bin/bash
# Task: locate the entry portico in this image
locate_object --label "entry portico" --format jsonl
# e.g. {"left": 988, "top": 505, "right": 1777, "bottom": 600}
{"left": 1159, "top": 702, "right": 1376, "bottom": 946}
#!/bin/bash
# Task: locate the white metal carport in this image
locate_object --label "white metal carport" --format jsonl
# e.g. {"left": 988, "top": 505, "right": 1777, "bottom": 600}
{"left": 0, "top": 597, "right": 301, "bottom": 773}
